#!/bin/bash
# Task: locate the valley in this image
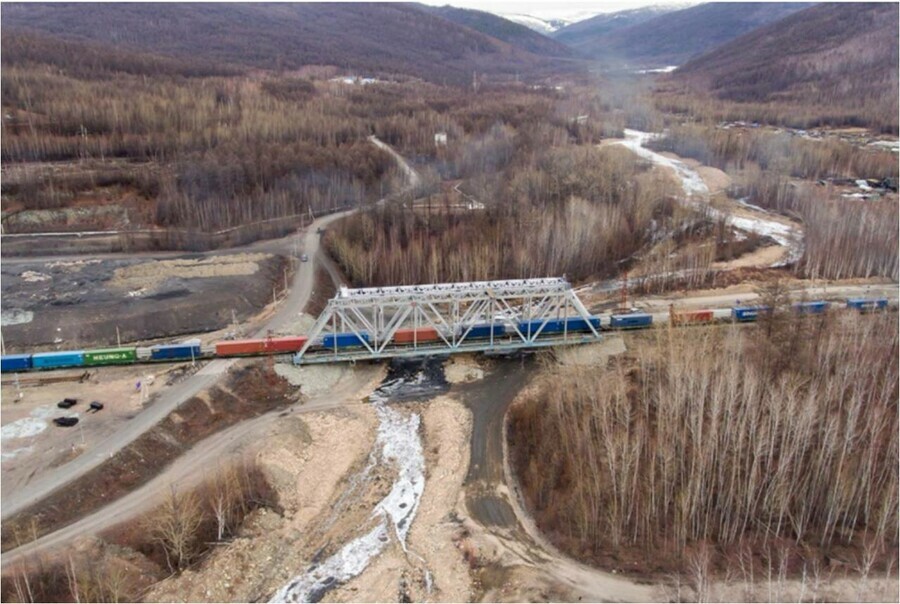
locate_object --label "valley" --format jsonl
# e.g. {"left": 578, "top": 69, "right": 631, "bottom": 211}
{"left": 1, "top": 2, "right": 898, "bottom": 603}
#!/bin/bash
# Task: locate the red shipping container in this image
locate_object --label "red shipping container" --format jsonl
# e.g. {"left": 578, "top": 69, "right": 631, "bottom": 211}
{"left": 393, "top": 327, "right": 441, "bottom": 344}
{"left": 215, "top": 336, "right": 307, "bottom": 357}
{"left": 670, "top": 309, "right": 714, "bottom": 325}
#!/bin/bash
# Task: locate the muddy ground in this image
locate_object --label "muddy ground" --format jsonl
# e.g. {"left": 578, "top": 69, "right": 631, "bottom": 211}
{"left": 0, "top": 252, "right": 290, "bottom": 350}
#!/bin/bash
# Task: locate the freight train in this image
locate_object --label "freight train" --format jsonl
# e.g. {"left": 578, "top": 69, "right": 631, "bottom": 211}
{"left": 0, "top": 298, "right": 889, "bottom": 373}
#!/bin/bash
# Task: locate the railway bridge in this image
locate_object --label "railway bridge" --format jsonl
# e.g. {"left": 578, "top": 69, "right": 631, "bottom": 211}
{"left": 292, "top": 278, "right": 602, "bottom": 364}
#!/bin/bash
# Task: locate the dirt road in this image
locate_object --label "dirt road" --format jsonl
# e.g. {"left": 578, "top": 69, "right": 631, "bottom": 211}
{"left": 369, "top": 135, "right": 422, "bottom": 189}
{"left": 0, "top": 364, "right": 383, "bottom": 569}
{"left": 0, "top": 210, "right": 351, "bottom": 522}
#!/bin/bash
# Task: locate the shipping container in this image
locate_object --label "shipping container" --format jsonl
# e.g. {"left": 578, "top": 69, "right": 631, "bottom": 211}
{"left": 32, "top": 350, "right": 85, "bottom": 369}
{"left": 517, "top": 317, "right": 600, "bottom": 336}
{"left": 322, "top": 332, "right": 370, "bottom": 349}
{"left": 392, "top": 327, "right": 441, "bottom": 345}
{"left": 670, "top": 309, "right": 714, "bottom": 325}
{"left": 792, "top": 300, "right": 829, "bottom": 314}
{"left": 83, "top": 347, "right": 137, "bottom": 366}
{"left": 463, "top": 324, "right": 506, "bottom": 340}
{"left": 150, "top": 341, "right": 202, "bottom": 361}
{"left": 731, "top": 306, "right": 771, "bottom": 322}
{"left": 846, "top": 298, "right": 888, "bottom": 312}
{"left": 1, "top": 354, "right": 32, "bottom": 373}
{"left": 215, "top": 336, "right": 308, "bottom": 357}
{"left": 610, "top": 313, "right": 653, "bottom": 329}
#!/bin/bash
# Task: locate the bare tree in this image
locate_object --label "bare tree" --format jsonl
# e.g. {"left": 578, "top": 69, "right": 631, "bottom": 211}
{"left": 143, "top": 485, "right": 204, "bottom": 572}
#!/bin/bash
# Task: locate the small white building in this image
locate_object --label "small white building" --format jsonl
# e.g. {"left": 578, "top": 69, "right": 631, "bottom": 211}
{"left": 434, "top": 132, "right": 448, "bottom": 146}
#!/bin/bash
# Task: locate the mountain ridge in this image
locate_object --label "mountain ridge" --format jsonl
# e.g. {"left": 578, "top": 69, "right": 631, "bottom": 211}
{"left": 560, "top": 2, "right": 813, "bottom": 68}
{"left": 1, "top": 3, "right": 571, "bottom": 85}
{"left": 671, "top": 2, "right": 899, "bottom": 131}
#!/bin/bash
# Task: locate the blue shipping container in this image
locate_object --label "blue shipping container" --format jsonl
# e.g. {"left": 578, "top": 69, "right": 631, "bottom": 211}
{"left": 610, "top": 313, "right": 653, "bottom": 329}
{"left": 846, "top": 298, "right": 887, "bottom": 312}
{"left": 464, "top": 324, "right": 506, "bottom": 339}
{"left": 793, "top": 301, "right": 829, "bottom": 314}
{"left": 1, "top": 354, "right": 32, "bottom": 373}
{"left": 150, "top": 343, "right": 202, "bottom": 360}
{"left": 731, "top": 306, "right": 771, "bottom": 322}
{"left": 322, "top": 332, "right": 370, "bottom": 349}
{"left": 32, "top": 351, "right": 85, "bottom": 369}
{"left": 517, "top": 317, "right": 600, "bottom": 336}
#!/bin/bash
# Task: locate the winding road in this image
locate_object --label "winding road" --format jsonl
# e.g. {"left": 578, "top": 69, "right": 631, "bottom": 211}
{"left": 0, "top": 136, "right": 421, "bottom": 567}
{"left": 0, "top": 210, "right": 352, "bottom": 522}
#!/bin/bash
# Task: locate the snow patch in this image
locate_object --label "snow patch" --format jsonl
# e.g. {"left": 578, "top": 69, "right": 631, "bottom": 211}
{"left": 636, "top": 65, "right": 678, "bottom": 74}
{"left": 1, "top": 309, "right": 34, "bottom": 326}
{"left": 616, "top": 129, "right": 708, "bottom": 197}
{"left": 1, "top": 417, "right": 48, "bottom": 440}
{"left": 271, "top": 376, "right": 425, "bottom": 603}
{"left": 613, "top": 130, "right": 804, "bottom": 267}
{"left": 20, "top": 271, "right": 51, "bottom": 282}
{"left": 1, "top": 445, "right": 34, "bottom": 461}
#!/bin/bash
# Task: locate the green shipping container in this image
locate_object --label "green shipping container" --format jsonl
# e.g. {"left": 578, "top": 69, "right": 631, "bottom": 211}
{"left": 82, "top": 347, "right": 137, "bottom": 366}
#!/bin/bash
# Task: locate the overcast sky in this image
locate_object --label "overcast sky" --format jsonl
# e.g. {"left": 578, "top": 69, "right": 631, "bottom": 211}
{"left": 418, "top": 0, "right": 695, "bottom": 21}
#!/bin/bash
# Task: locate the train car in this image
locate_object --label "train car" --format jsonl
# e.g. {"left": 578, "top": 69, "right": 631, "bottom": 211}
{"left": 610, "top": 313, "right": 653, "bottom": 329}
{"left": 392, "top": 327, "right": 442, "bottom": 345}
{"left": 83, "top": 347, "right": 137, "bottom": 366}
{"left": 516, "top": 317, "right": 600, "bottom": 336}
{"left": 731, "top": 306, "right": 771, "bottom": 322}
{"left": 1, "top": 354, "right": 32, "bottom": 373}
{"left": 322, "top": 332, "right": 370, "bottom": 349}
{"left": 846, "top": 298, "right": 888, "bottom": 312}
{"left": 792, "top": 300, "right": 829, "bottom": 314}
{"left": 150, "top": 340, "right": 202, "bottom": 361}
{"left": 32, "top": 350, "right": 86, "bottom": 370}
{"left": 670, "top": 309, "right": 714, "bottom": 326}
{"left": 463, "top": 324, "right": 506, "bottom": 340}
{"left": 215, "top": 336, "right": 308, "bottom": 357}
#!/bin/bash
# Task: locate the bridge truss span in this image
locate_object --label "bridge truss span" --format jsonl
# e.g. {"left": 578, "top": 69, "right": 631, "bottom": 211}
{"left": 293, "top": 277, "right": 601, "bottom": 364}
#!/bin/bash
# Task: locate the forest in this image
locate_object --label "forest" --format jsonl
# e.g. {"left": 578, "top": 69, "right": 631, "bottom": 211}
{"left": 509, "top": 312, "right": 899, "bottom": 578}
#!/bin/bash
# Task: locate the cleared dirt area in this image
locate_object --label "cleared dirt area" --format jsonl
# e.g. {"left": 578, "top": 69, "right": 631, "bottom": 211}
{"left": 1, "top": 364, "right": 182, "bottom": 495}
{"left": 1, "top": 363, "right": 297, "bottom": 553}
{"left": 0, "top": 251, "right": 289, "bottom": 349}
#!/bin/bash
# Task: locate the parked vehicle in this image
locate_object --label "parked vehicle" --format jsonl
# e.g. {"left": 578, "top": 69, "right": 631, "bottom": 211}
{"left": 83, "top": 347, "right": 137, "bottom": 365}
{"left": 215, "top": 336, "right": 308, "bottom": 357}
{"left": 1, "top": 354, "right": 32, "bottom": 372}
{"left": 609, "top": 313, "right": 653, "bottom": 329}
{"left": 463, "top": 324, "right": 506, "bottom": 340}
{"left": 846, "top": 298, "right": 888, "bottom": 312}
{"left": 322, "top": 332, "right": 371, "bottom": 349}
{"left": 301, "top": 254, "right": 309, "bottom": 262}
{"left": 32, "top": 350, "right": 86, "bottom": 370}
{"left": 670, "top": 309, "right": 714, "bottom": 325}
{"left": 392, "top": 327, "right": 442, "bottom": 344}
{"left": 731, "top": 306, "right": 771, "bottom": 322}
{"left": 57, "top": 398, "right": 78, "bottom": 409}
{"left": 53, "top": 417, "right": 79, "bottom": 427}
{"left": 792, "top": 300, "right": 829, "bottom": 314}
{"left": 149, "top": 340, "right": 202, "bottom": 361}
{"left": 89, "top": 401, "right": 104, "bottom": 412}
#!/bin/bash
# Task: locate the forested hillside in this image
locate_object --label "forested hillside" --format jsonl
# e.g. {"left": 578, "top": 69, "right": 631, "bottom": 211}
{"left": 671, "top": 2, "right": 899, "bottom": 132}
{"left": 563, "top": 2, "right": 811, "bottom": 67}
{"left": 2, "top": 3, "right": 568, "bottom": 85}
{"left": 551, "top": 6, "right": 673, "bottom": 49}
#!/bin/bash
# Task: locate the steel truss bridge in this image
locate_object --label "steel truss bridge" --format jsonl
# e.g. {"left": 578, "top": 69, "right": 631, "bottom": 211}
{"left": 292, "top": 278, "right": 601, "bottom": 364}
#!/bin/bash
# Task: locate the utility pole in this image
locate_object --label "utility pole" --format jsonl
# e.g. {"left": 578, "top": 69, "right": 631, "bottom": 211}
{"left": 621, "top": 271, "right": 629, "bottom": 311}
{"left": 116, "top": 326, "right": 121, "bottom": 348}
